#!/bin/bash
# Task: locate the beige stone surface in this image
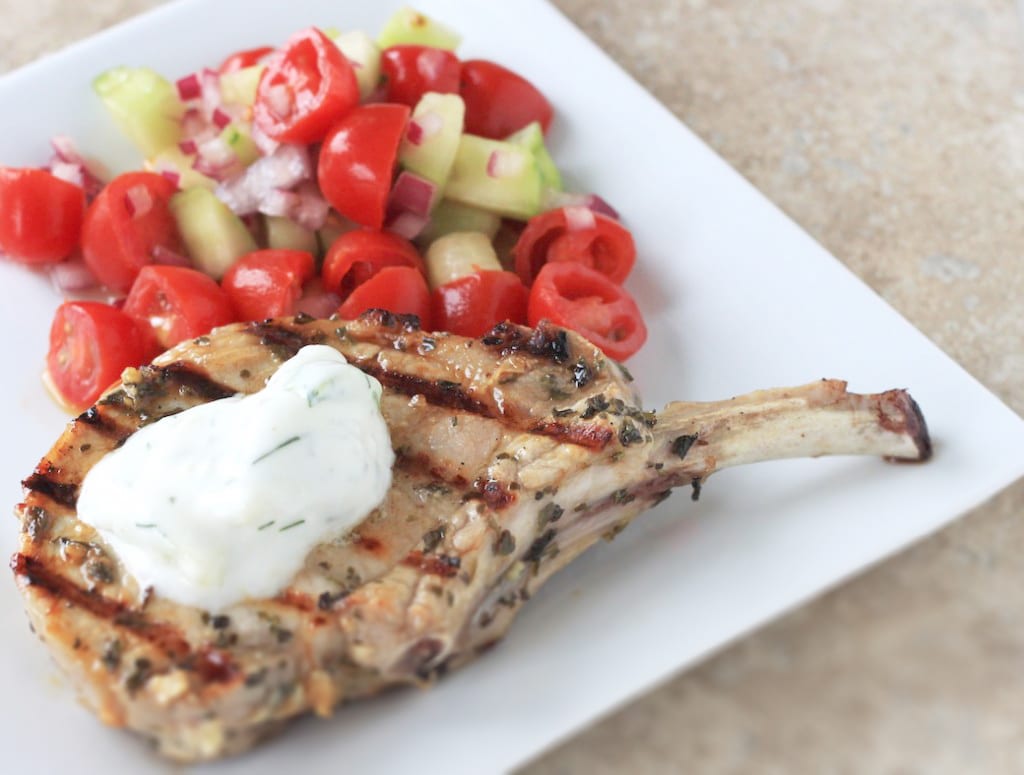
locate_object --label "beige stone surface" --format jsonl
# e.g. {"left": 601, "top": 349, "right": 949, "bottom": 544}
{"left": 1, "top": 1, "right": 1022, "bottom": 772}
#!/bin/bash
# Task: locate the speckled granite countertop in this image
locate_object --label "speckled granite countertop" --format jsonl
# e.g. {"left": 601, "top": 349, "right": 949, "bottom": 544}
{"left": 2, "top": 1, "right": 1022, "bottom": 772}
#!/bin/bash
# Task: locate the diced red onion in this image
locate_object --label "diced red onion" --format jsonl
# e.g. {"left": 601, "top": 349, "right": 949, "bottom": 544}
{"left": 387, "top": 171, "right": 437, "bottom": 218}
{"left": 178, "top": 138, "right": 198, "bottom": 155}
{"left": 50, "top": 135, "right": 79, "bottom": 163}
{"left": 406, "top": 111, "right": 442, "bottom": 147}
{"left": 176, "top": 73, "right": 202, "bottom": 101}
{"left": 259, "top": 189, "right": 300, "bottom": 218}
{"left": 49, "top": 258, "right": 99, "bottom": 293}
{"left": 50, "top": 161, "right": 84, "bottom": 187}
{"left": 487, "top": 150, "right": 524, "bottom": 178}
{"left": 212, "top": 108, "right": 233, "bottom": 129}
{"left": 124, "top": 184, "right": 153, "bottom": 218}
{"left": 215, "top": 144, "right": 313, "bottom": 214}
{"left": 563, "top": 204, "right": 596, "bottom": 232}
{"left": 385, "top": 210, "right": 430, "bottom": 240}
{"left": 151, "top": 245, "right": 192, "bottom": 267}
{"left": 180, "top": 109, "right": 217, "bottom": 145}
{"left": 199, "top": 67, "right": 223, "bottom": 121}
{"left": 159, "top": 170, "right": 182, "bottom": 188}
{"left": 251, "top": 122, "right": 280, "bottom": 156}
{"left": 294, "top": 290, "right": 342, "bottom": 319}
{"left": 543, "top": 190, "right": 620, "bottom": 220}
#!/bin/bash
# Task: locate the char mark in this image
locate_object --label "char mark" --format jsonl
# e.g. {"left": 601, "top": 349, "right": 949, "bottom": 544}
{"left": 529, "top": 420, "right": 614, "bottom": 451}
{"left": 356, "top": 308, "right": 422, "bottom": 332}
{"left": 74, "top": 406, "right": 131, "bottom": 440}
{"left": 480, "top": 321, "right": 572, "bottom": 364}
{"left": 878, "top": 389, "right": 933, "bottom": 462}
{"left": 155, "top": 362, "right": 237, "bottom": 402}
{"left": 249, "top": 320, "right": 309, "bottom": 360}
{"left": 402, "top": 551, "right": 461, "bottom": 578}
{"left": 364, "top": 365, "right": 489, "bottom": 414}
{"left": 22, "top": 469, "right": 79, "bottom": 509}
{"left": 11, "top": 553, "right": 190, "bottom": 659}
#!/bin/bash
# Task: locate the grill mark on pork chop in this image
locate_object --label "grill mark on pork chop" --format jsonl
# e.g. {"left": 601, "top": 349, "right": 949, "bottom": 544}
{"left": 362, "top": 365, "right": 490, "bottom": 414}
{"left": 74, "top": 406, "right": 130, "bottom": 440}
{"left": 528, "top": 420, "right": 614, "bottom": 450}
{"left": 22, "top": 467, "right": 79, "bottom": 510}
{"left": 152, "top": 362, "right": 237, "bottom": 402}
{"left": 402, "top": 551, "right": 461, "bottom": 578}
{"left": 11, "top": 553, "right": 191, "bottom": 660}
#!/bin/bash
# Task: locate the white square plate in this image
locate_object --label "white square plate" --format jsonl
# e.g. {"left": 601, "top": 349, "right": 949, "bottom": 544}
{"left": 2, "top": 1, "right": 1023, "bottom": 773}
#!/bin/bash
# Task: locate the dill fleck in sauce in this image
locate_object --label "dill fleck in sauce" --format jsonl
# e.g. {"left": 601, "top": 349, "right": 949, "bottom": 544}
{"left": 76, "top": 345, "right": 394, "bottom": 611}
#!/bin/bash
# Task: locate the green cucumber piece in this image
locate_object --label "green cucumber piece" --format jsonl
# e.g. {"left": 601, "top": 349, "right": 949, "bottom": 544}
{"left": 265, "top": 215, "right": 318, "bottom": 254}
{"left": 424, "top": 231, "right": 502, "bottom": 290}
{"left": 398, "top": 92, "right": 465, "bottom": 188}
{"left": 377, "top": 7, "right": 461, "bottom": 50}
{"left": 219, "top": 123, "right": 259, "bottom": 167}
{"left": 170, "top": 187, "right": 257, "bottom": 279}
{"left": 93, "top": 66, "right": 185, "bottom": 158}
{"left": 418, "top": 199, "right": 500, "bottom": 245}
{"left": 146, "top": 147, "right": 217, "bottom": 191}
{"left": 333, "top": 30, "right": 382, "bottom": 101}
{"left": 444, "top": 134, "right": 542, "bottom": 220}
{"left": 219, "top": 65, "right": 264, "bottom": 107}
{"left": 505, "top": 121, "right": 562, "bottom": 192}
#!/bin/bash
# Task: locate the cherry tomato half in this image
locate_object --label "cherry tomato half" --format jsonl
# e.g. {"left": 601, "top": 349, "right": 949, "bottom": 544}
{"left": 321, "top": 229, "right": 424, "bottom": 298}
{"left": 46, "top": 301, "right": 151, "bottom": 412}
{"left": 527, "top": 262, "right": 646, "bottom": 361}
{"left": 513, "top": 206, "right": 636, "bottom": 286}
{"left": 0, "top": 168, "right": 84, "bottom": 265}
{"left": 81, "top": 172, "right": 181, "bottom": 293}
{"left": 254, "top": 27, "right": 359, "bottom": 144}
{"left": 219, "top": 45, "right": 274, "bottom": 74}
{"left": 222, "top": 249, "right": 315, "bottom": 321}
{"left": 123, "top": 265, "right": 236, "bottom": 350}
{"left": 432, "top": 270, "right": 529, "bottom": 338}
{"left": 459, "top": 60, "right": 554, "bottom": 139}
{"left": 337, "top": 265, "right": 432, "bottom": 327}
{"left": 380, "top": 45, "right": 461, "bottom": 106}
{"left": 318, "top": 103, "right": 411, "bottom": 229}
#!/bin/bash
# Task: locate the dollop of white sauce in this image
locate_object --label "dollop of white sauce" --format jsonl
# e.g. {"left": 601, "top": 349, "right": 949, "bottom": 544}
{"left": 77, "top": 345, "right": 394, "bottom": 611}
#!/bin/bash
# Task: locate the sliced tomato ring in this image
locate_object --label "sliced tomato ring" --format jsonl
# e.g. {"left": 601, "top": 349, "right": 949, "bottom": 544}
{"left": 527, "top": 262, "right": 646, "bottom": 361}
{"left": 337, "top": 265, "right": 432, "bottom": 327}
{"left": 321, "top": 228, "right": 424, "bottom": 299}
{"left": 123, "top": 265, "right": 237, "bottom": 350}
{"left": 513, "top": 206, "right": 635, "bottom": 287}
{"left": 431, "top": 269, "right": 529, "bottom": 338}
{"left": 46, "top": 301, "right": 152, "bottom": 412}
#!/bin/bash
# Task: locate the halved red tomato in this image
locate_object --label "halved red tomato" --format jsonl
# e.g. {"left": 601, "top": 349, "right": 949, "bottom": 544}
{"left": 219, "top": 45, "right": 274, "bottom": 74}
{"left": 321, "top": 229, "right": 424, "bottom": 299}
{"left": 527, "top": 262, "right": 646, "bottom": 360}
{"left": 337, "top": 265, "right": 432, "bottom": 327}
{"left": 0, "top": 168, "right": 84, "bottom": 265}
{"left": 221, "top": 249, "right": 315, "bottom": 321}
{"left": 432, "top": 270, "right": 529, "bottom": 337}
{"left": 123, "top": 265, "right": 236, "bottom": 350}
{"left": 254, "top": 28, "right": 359, "bottom": 144}
{"left": 317, "top": 103, "right": 411, "bottom": 229}
{"left": 81, "top": 172, "right": 181, "bottom": 292}
{"left": 380, "top": 45, "right": 461, "bottom": 106}
{"left": 46, "top": 301, "right": 151, "bottom": 412}
{"left": 513, "top": 206, "right": 635, "bottom": 287}
{"left": 459, "top": 60, "right": 553, "bottom": 139}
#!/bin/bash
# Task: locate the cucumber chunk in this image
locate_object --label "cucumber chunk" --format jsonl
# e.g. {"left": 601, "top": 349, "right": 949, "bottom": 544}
{"left": 398, "top": 92, "right": 465, "bottom": 189}
{"left": 418, "top": 199, "right": 500, "bottom": 245}
{"left": 93, "top": 66, "right": 185, "bottom": 158}
{"left": 425, "top": 231, "right": 502, "bottom": 290}
{"left": 444, "top": 134, "right": 542, "bottom": 220}
{"left": 266, "top": 215, "right": 318, "bottom": 254}
{"left": 146, "top": 147, "right": 217, "bottom": 191}
{"left": 219, "top": 65, "right": 264, "bottom": 107}
{"left": 333, "top": 30, "right": 382, "bottom": 101}
{"left": 378, "top": 7, "right": 461, "bottom": 50}
{"left": 505, "top": 121, "right": 562, "bottom": 192}
{"left": 170, "top": 187, "right": 257, "bottom": 279}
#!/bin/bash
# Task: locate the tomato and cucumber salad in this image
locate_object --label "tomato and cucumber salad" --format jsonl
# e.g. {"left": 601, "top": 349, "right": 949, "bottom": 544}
{"left": 0, "top": 6, "right": 648, "bottom": 412}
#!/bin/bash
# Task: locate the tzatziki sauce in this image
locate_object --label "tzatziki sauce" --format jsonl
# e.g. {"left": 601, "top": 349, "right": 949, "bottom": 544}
{"left": 76, "top": 345, "right": 394, "bottom": 611}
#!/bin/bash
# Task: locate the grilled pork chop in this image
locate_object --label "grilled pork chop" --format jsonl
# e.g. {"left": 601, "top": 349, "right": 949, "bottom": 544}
{"left": 12, "top": 312, "right": 930, "bottom": 761}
